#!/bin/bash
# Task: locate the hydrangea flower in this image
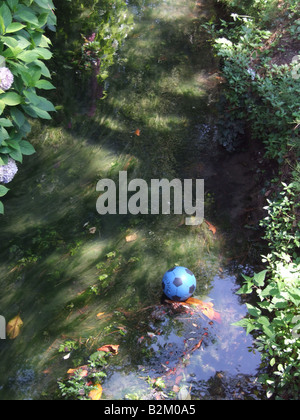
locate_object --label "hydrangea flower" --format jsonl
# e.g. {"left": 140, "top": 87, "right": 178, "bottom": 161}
{"left": 0, "top": 67, "right": 14, "bottom": 91}
{"left": 0, "top": 158, "right": 18, "bottom": 184}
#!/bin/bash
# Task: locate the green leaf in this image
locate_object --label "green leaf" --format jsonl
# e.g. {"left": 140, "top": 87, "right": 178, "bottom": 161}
{"left": 35, "top": 79, "right": 55, "bottom": 90}
{"left": 31, "top": 105, "right": 51, "bottom": 119}
{"left": 253, "top": 270, "right": 268, "bottom": 287}
{"left": 0, "top": 92, "right": 22, "bottom": 106}
{"left": 0, "top": 100, "right": 6, "bottom": 115}
{"left": 246, "top": 303, "right": 261, "bottom": 318}
{"left": 0, "top": 185, "right": 9, "bottom": 198}
{"left": 19, "top": 140, "right": 35, "bottom": 156}
{"left": 7, "top": 139, "right": 20, "bottom": 150}
{"left": 0, "top": 16, "right": 5, "bottom": 36}
{"left": 9, "top": 147, "right": 22, "bottom": 163}
{"left": 0, "top": 118, "right": 13, "bottom": 127}
{"left": 14, "top": 6, "right": 39, "bottom": 26}
{"left": 5, "top": 22, "right": 26, "bottom": 33}
{"left": 35, "top": 47, "right": 52, "bottom": 60}
{"left": 0, "top": 3, "right": 13, "bottom": 29}
{"left": 17, "top": 50, "right": 40, "bottom": 63}
{"left": 33, "top": 59, "right": 51, "bottom": 78}
{"left": 0, "top": 200, "right": 4, "bottom": 215}
{"left": 7, "top": 0, "right": 18, "bottom": 11}
{"left": 10, "top": 107, "right": 26, "bottom": 128}
{"left": 34, "top": 0, "right": 54, "bottom": 10}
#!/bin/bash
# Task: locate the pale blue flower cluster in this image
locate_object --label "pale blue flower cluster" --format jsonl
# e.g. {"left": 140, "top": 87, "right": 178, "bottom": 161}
{"left": 0, "top": 159, "right": 18, "bottom": 184}
{"left": 0, "top": 67, "right": 14, "bottom": 91}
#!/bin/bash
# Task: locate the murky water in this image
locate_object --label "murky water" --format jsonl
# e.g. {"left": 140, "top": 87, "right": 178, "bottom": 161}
{"left": 0, "top": 0, "right": 264, "bottom": 400}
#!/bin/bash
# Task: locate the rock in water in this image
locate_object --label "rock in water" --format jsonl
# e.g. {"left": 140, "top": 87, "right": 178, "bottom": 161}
{"left": 0, "top": 159, "right": 18, "bottom": 184}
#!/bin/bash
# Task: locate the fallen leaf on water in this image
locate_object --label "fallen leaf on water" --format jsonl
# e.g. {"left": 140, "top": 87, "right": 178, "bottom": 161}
{"left": 185, "top": 297, "right": 205, "bottom": 306}
{"left": 97, "top": 344, "right": 119, "bottom": 354}
{"left": 63, "top": 353, "right": 71, "bottom": 360}
{"left": 6, "top": 315, "right": 23, "bottom": 339}
{"left": 204, "top": 220, "right": 217, "bottom": 235}
{"left": 126, "top": 233, "right": 138, "bottom": 243}
{"left": 67, "top": 366, "right": 89, "bottom": 378}
{"left": 89, "top": 384, "right": 103, "bottom": 400}
{"left": 183, "top": 298, "right": 222, "bottom": 323}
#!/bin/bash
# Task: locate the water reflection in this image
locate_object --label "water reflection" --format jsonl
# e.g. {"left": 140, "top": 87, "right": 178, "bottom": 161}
{"left": 102, "top": 269, "right": 262, "bottom": 400}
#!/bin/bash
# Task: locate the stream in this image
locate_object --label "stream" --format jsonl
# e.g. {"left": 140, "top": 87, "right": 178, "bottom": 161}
{"left": 0, "top": 0, "right": 264, "bottom": 400}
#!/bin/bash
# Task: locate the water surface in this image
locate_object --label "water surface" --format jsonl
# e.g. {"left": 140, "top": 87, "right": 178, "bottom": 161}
{"left": 0, "top": 0, "right": 263, "bottom": 400}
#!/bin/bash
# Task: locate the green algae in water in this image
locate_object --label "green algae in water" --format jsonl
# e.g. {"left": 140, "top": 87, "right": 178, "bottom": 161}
{"left": 0, "top": 0, "right": 262, "bottom": 400}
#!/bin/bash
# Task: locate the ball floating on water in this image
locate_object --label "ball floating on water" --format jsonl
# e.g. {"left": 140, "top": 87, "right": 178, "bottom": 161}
{"left": 162, "top": 266, "right": 197, "bottom": 302}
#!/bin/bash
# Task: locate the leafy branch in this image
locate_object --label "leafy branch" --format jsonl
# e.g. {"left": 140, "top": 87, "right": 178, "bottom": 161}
{"left": 0, "top": 0, "right": 56, "bottom": 214}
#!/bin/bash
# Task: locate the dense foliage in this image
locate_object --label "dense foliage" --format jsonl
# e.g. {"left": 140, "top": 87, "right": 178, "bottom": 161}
{"left": 205, "top": 4, "right": 300, "bottom": 158}
{"left": 209, "top": 0, "right": 300, "bottom": 399}
{"left": 235, "top": 183, "right": 300, "bottom": 399}
{"left": 0, "top": 0, "right": 56, "bottom": 213}
{"left": 50, "top": 0, "right": 133, "bottom": 118}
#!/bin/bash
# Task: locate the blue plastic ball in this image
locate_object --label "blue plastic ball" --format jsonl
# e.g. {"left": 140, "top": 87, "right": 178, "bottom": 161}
{"left": 162, "top": 266, "right": 197, "bottom": 302}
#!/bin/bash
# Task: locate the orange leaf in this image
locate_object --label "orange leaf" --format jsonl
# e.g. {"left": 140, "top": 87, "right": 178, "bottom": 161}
{"left": 185, "top": 297, "right": 205, "bottom": 307}
{"left": 191, "top": 338, "right": 204, "bottom": 353}
{"left": 201, "top": 304, "right": 221, "bottom": 323}
{"left": 185, "top": 298, "right": 221, "bottom": 323}
{"left": 204, "top": 220, "right": 217, "bottom": 235}
{"left": 97, "top": 312, "right": 105, "bottom": 318}
{"left": 134, "top": 129, "right": 141, "bottom": 136}
{"left": 89, "top": 384, "right": 103, "bottom": 400}
{"left": 67, "top": 366, "right": 89, "bottom": 378}
{"left": 97, "top": 344, "right": 119, "bottom": 354}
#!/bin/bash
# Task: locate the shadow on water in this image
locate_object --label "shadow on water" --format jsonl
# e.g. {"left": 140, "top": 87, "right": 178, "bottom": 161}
{"left": 0, "top": 0, "right": 264, "bottom": 400}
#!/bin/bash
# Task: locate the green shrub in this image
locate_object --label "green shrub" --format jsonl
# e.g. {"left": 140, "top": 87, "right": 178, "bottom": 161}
{"left": 0, "top": 0, "right": 56, "bottom": 213}
{"left": 209, "top": 13, "right": 300, "bottom": 158}
{"left": 235, "top": 183, "right": 300, "bottom": 399}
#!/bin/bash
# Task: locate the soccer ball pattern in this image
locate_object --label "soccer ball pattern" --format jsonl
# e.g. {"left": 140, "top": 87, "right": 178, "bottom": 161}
{"left": 162, "top": 266, "right": 197, "bottom": 302}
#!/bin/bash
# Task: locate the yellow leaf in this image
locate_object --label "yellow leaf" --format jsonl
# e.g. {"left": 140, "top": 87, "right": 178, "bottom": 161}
{"left": 126, "top": 233, "right": 138, "bottom": 243}
{"left": 6, "top": 315, "right": 23, "bottom": 339}
{"left": 89, "top": 384, "right": 103, "bottom": 400}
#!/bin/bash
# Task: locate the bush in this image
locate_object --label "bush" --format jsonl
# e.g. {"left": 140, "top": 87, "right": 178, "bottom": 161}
{"left": 235, "top": 183, "right": 300, "bottom": 399}
{"left": 208, "top": 13, "right": 300, "bottom": 157}
{"left": 0, "top": 0, "right": 56, "bottom": 213}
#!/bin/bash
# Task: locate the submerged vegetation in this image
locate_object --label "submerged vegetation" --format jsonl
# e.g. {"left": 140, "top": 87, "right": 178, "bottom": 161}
{"left": 0, "top": 0, "right": 299, "bottom": 401}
